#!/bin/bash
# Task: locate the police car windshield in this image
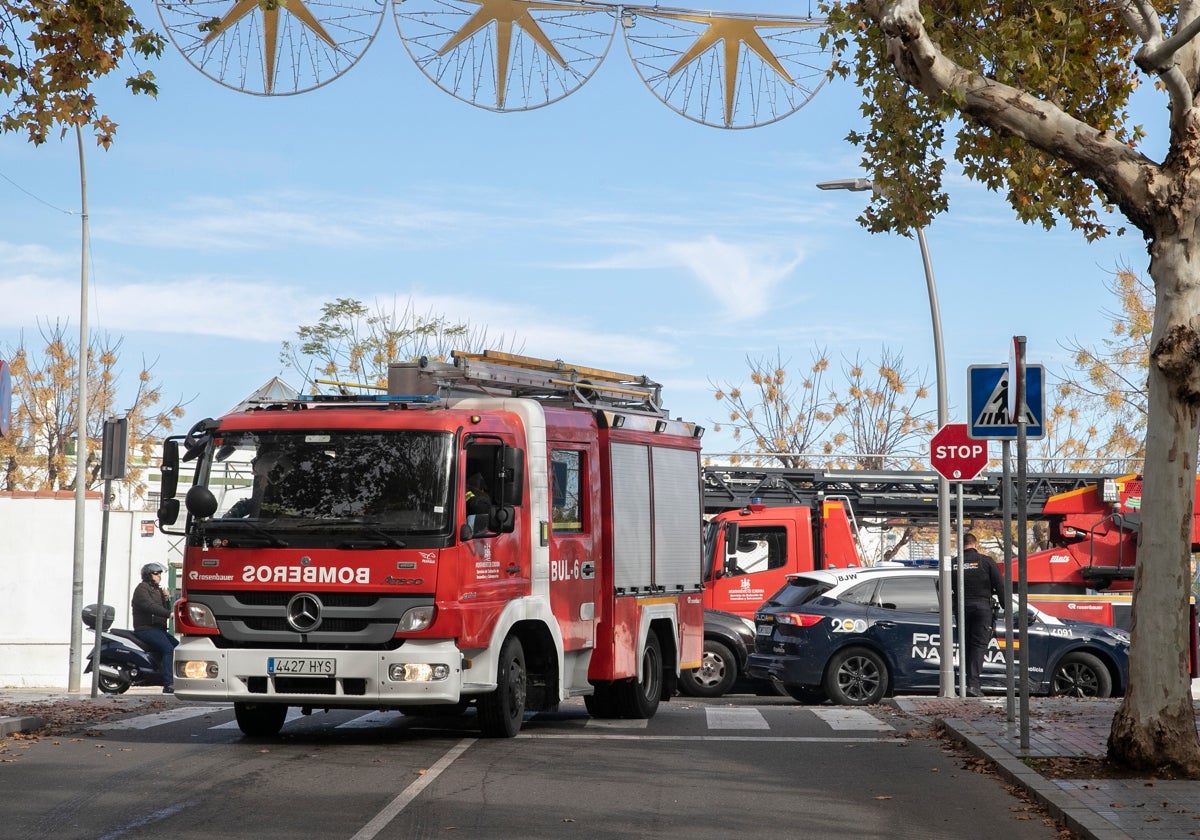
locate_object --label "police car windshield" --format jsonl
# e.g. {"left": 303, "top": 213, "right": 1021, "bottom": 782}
{"left": 765, "top": 577, "right": 833, "bottom": 607}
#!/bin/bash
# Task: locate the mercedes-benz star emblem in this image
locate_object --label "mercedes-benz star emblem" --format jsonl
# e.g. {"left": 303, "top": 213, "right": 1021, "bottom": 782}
{"left": 286, "top": 593, "right": 323, "bottom": 633}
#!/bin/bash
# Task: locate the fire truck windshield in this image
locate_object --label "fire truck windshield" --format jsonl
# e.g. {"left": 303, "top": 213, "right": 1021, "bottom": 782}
{"left": 200, "top": 430, "right": 453, "bottom": 534}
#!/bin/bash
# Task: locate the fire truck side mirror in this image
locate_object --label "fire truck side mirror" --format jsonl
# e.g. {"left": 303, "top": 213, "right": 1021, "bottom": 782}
{"left": 502, "top": 448, "right": 525, "bottom": 505}
{"left": 158, "top": 498, "right": 180, "bottom": 527}
{"left": 725, "top": 523, "right": 739, "bottom": 556}
{"left": 161, "top": 440, "right": 179, "bottom": 500}
{"left": 186, "top": 485, "right": 219, "bottom": 519}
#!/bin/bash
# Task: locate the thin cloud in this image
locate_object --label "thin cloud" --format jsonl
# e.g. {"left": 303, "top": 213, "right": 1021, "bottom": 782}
{"left": 565, "top": 235, "right": 802, "bottom": 320}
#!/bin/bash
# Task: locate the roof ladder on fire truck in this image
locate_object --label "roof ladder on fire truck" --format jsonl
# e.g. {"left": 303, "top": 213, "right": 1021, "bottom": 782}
{"left": 387, "top": 350, "right": 667, "bottom": 417}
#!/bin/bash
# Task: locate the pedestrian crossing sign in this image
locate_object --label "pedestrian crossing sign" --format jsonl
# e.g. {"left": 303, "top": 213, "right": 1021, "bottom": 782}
{"left": 967, "top": 364, "right": 1045, "bottom": 440}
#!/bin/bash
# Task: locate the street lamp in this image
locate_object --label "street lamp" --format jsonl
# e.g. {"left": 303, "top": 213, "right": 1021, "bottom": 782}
{"left": 816, "top": 178, "right": 954, "bottom": 698}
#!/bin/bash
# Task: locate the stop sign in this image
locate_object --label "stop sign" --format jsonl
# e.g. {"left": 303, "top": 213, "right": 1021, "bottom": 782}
{"left": 930, "top": 423, "right": 988, "bottom": 481}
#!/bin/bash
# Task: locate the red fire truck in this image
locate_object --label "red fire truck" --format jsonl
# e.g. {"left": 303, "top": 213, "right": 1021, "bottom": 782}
{"left": 156, "top": 351, "right": 704, "bottom": 737}
{"left": 700, "top": 468, "right": 1200, "bottom": 627}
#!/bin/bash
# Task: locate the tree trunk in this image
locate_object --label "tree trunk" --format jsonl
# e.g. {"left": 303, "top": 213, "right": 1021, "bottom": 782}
{"left": 1107, "top": 236, "right": 1200, "bottom": 776}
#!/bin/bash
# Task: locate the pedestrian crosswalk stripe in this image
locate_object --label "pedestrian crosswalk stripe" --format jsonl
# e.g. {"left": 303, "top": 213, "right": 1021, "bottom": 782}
{"left": 100, "top": 706, "right": 217, "bottom": 730}
{"left": 811, "top": 708, "right": 894, "bottom": 731}
{"left": 585, "top": 717, "right": 649, "bottom": 729}
{"left": 704, "top": 707, "right": 769, "bottom": 730}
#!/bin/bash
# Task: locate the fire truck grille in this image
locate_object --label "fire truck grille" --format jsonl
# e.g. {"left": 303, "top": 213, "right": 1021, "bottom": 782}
{"left": 232, "top": 592, "right": 380, "bottom": 608}
{"left": 244, "top": 617, "right": 371, "bottom": 633}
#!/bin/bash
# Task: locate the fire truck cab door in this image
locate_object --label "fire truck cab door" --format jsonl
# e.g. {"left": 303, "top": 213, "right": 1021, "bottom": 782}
{"left": 708, "top": 518, "right": 799, "bottom": 618}
{"left": 549, "top": 448, "right": 596, "bottom": 651}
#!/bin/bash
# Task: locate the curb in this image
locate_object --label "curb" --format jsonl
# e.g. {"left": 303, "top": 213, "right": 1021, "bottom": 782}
{"left": 938, "top": 716, "right": 1131, "bottom": 840}
{"left": 0, "top": 715, "right": 46, "bottom": 737}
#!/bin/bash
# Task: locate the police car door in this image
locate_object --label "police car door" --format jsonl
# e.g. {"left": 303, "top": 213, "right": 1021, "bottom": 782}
{"left": 865, "top": 575, "right": 942, "bottom": 692}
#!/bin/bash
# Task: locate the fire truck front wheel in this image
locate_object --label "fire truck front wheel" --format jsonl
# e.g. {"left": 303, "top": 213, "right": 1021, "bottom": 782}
{"left": 478, "top": 636, "right": 527, "bottom": 738}
{"left": 234, "top": 702, "right": 288, "bottom": 737}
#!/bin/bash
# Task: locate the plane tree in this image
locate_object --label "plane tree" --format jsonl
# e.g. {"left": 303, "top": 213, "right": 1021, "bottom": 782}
{"left": 823, "top": 0, "right": 1200, "bottom": 774}
{"left": 1, "top": 0, "right": 163, "bottom": 145}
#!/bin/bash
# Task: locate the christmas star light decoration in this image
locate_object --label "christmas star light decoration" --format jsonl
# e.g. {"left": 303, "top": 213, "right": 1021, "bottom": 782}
{"left": 157, "top": 0, "right": 834, "bottom": 127}
{"left": 156, "top": 0, "right": 383, "bottom": 95}
{"left": 396, "top": 0, "right": 614, "bottom": 111}
{"left": 624, "top": 9, "right": 829, "bottom": 128}
{"left": 203, "top": 0, "right": 339, "bottom": 94}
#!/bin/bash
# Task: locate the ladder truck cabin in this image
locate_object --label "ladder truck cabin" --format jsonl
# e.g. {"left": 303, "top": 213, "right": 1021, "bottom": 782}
{"left": 155, "top": 351, "right": 705, "bottom": 737}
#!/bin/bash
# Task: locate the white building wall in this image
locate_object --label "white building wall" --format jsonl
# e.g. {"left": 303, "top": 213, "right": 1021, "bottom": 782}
{"left": 0, "top": 495, "right": 177, "bottom": 688}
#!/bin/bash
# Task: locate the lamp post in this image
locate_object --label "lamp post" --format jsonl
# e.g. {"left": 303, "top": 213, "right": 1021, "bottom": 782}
{"left": 816, "top": 178, "right": 955, "bottom": 698}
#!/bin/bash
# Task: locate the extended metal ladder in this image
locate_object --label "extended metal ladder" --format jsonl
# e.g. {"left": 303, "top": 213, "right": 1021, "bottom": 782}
{"left": 701, "top": 465, "right": 1120, "bottom": 519}
{"left": 387, "top": 350, "right": 667, "bottom": 416}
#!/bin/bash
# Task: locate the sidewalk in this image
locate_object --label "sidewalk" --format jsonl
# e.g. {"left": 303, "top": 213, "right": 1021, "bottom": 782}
{"left": 896, "top": 694, "right": 1200, "bottom": 840}
{"left": 0, "top": 686, "right": 169, "bottom": 737}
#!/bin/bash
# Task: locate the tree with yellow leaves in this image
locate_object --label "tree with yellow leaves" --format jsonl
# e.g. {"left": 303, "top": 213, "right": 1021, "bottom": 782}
{"left": 709, "top": 346, "right": 933, "bottom": 469}
{"left": 0, "top": 322, "right": 184, "bottom": 504}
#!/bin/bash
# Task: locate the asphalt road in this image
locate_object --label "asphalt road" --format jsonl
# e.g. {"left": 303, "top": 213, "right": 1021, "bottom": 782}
{"left": 3, "top": 695, "right": 1065, "bottom": 840}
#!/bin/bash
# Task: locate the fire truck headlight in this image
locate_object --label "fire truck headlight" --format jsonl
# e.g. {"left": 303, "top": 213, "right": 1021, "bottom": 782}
{"left": 178, "top": 660, "right": 218, "bottom": 679}
{"left": 183, "top": 602, "right": 218, "bottom": 630}
{"left": 397, "top": 605, "right": 435, "bottom": 632}
{"left": 388, "top": 663, "right": 450, "bottom": 682}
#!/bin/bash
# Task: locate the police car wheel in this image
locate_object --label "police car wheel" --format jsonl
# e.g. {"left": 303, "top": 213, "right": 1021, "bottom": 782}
{"left": 679, "top": 639, "right": 737, "bottom": 698}
{"left": 1051, "top": 651, "right": 1112, "bottom": 698}
{"left": 823, "top": 647, "right": 887, "bottom": 705}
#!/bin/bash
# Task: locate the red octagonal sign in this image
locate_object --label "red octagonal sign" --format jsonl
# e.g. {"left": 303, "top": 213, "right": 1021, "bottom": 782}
{"left": 930, "top": 423, "right": 988, "bottom": 481}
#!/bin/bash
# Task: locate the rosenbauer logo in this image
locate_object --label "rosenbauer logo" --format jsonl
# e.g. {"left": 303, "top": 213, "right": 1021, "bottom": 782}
{"left": 189, "top": 570, "right": 235, "bottom": 582}
{"left": 242, "top": 565, "right": 370, "bottom": 584}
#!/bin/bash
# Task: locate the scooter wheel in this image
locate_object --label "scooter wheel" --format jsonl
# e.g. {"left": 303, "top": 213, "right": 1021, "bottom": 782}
{"left": 98, "top": 673, "right": 132, "bottom": 694}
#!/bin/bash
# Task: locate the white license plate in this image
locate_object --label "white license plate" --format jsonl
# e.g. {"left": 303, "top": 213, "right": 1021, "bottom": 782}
{"left": 268, "top": 657, "right": 336, "bottom": 676}
{"left": 756, "top": 624, "right": 772, "bottom": 635}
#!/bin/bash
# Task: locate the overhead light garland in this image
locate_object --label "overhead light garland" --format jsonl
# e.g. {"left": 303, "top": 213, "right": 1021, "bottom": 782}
{"left": 155, "top": 0, "right": 832, "bottom": 128}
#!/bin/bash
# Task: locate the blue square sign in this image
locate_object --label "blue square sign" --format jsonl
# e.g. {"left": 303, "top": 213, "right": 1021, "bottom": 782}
{"left": 967, "top": 364, "right": 1045, "bottom": 440}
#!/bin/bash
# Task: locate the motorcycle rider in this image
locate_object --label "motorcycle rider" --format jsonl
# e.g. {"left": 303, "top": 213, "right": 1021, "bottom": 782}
{"left": 132, "top": 562, "right": 178, "bottom": 694}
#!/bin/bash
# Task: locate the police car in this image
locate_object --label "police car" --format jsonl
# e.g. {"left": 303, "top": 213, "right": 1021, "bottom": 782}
{"left": 745, "top": 566, "right": 1131, "bottom": 705}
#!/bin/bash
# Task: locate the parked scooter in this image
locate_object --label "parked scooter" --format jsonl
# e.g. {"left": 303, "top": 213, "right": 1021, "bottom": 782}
{"left": 82, "top": 604, "right": 167, "bottom": 694}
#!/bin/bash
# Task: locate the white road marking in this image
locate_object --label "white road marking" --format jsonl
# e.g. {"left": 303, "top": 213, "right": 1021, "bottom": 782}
{"left": 585, "top": 717, "right": 649, "bottom": 729}
{"left": 812, "top": 708, "right": 894, "bottom": 731}
{"left": 350, "top": 739, "right": 475, "bottom": 840}
{"left": 705, "top": 707, "right": 770, "bottom": 730}
{"left": 99, "top": 706, "right": 223, "bottom": 730}
{"left": 212, "top": 707, "right": 305, "bottom": 730}
{"left": 336, "top": 711, "right": 405, "bottom": 729}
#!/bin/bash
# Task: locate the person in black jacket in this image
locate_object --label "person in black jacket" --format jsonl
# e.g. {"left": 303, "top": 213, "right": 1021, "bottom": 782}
{"left": 954, "top": 533, "right": 1005, "bottom": 697}
{"left": 132, "top": 562, "right": 179, "bottom": 694}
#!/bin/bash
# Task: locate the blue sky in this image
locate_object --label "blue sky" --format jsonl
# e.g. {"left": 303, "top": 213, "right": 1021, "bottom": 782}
{"left": 0, "top": 0, "right": 1158, "bottom": 458}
